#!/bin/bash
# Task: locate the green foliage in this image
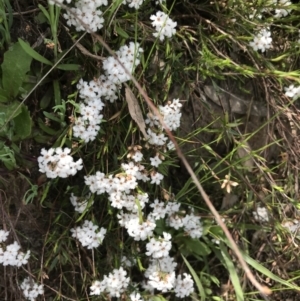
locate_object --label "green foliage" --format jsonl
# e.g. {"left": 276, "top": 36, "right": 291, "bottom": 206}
{"left": 1, "top": 41, "right": 32, "bottom": 99}
{"left": 0, "top": 0, "right": 12, "bottom": 48}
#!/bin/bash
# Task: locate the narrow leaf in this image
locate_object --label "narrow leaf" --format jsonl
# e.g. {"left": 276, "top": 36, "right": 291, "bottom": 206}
{"left": 18, "top": 38, "right": 53, "bottom": 66}
{"left": 219, "top": 244, "right": 244, "bottom": 301}
{"left": 38, "top": 4, "right": 50, "bottom": 22}
{"left": 182, "top": 254, "right": 206, "bottom": 301}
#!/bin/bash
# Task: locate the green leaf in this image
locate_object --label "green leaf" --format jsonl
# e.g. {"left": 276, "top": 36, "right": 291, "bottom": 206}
{"left": 218, "top": 244, "right": 244, "bottom": 301}
{"left": 40, "top": 87, "right": 53, "bottom": 109}
{"left": 38, "top": 118, "right": 58, "bottom": 135}
{"left": 242, "top": 250, "right": 300, "bottom": 290}
{"left": 0, "top": 142, "right": 16, "bottom": 170}
{"left": 1, "top": 42, "right": 32, "bottom": 98}
{"left": 0, "top": 101, "right": 22, "bottom": 129}
{"left": 43, "top": 111, "right": 62, "bottom": 123}
{"left": 182, "top": 254, "right": 206, "bottom": 301}
{"left": 18, "top": 38, "right": 53, "bottom": 66}
{"left": 53, "top": 79, "right": 61, "bottom": 106}
{"left": 56, "top": 64, "right": 81, "bottom": 71}
{"left": 38, "top": 4, "right": 50, "bottom": 22}
{"left": 179, "top": 237, "right": 211, "bottom": 257}
{"left": 115, "top": 26, "right": 129, "bottom": 39}
{"left": 13, "top": 105, "right": 32, "bottom": 139}
{"left": 0, "top": 88, "right": 8, "bottom": 102}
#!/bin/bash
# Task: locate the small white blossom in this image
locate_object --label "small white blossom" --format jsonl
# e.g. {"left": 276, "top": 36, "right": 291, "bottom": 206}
{"left": 130, "top": 292, "right": 144, "bottom": 301}
{"left": 150, "top": 171, "right": 164, "bottom": 185}
{"left": 253, "top": 206, "right": 269, "bottom": 222}
{"left": 174, "top": 273, "right": 194, "bottom": 298}
{"left": 90, "top": 267, "right": 130, "bottom": 297}
{"left": 38, "top": 147, "right": 83, "bottom": 179}
{"left": 132, "top": 151, "right": 143, "bottom": 162}
{"left": 150, "top": 11, "right": 177, "bottom": 41}
{"left": 249, "top": 27, "right": 272, "bottom": 52}
{"left": 20, "top": 277, "right": 44, "bottom": 301}
{"left": 0, "top": 229, "right": 9, "bottom": 242}
{"left": 71, "top": 220, "right": 107, "bottom": 249}
{"left": 150, "top": 155, "right": 162, "bottom": 167}
{"left": 70, "top": 193, "right": 92, "bottom": 213}
{"left": 146, "top": 232, "right": 172, "bottom": 258}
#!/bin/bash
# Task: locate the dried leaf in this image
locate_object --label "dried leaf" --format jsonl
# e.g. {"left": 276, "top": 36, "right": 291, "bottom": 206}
{"left": 221, "top": 193, "right": 239, "bottom": 210}
{"left": 236, "top": 140, "right": 254, "bottom": 172}
{"left": 125, "top": 86, "right": 148, "bottom": 139}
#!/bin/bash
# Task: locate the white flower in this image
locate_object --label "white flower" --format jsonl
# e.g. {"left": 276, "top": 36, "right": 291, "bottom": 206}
{"left": 149, "top": 199, "right": 167, "bottom": 220}
{"left": 145, "top": 256, "right": 178, "bottom": 292}
{"left": 63, "top": 0, "right": 107, "bottom": 33}
{"left": 274, "top": 0, "right": 292, "bottom": 18}
{"left": 253, "top": 206, "right": 269, "bottom": 222}
{"left": 249, "top": 27, "right": 272, "bottom": 52}
{"left": 70, "top": 193, "right": 92, "bottom": 213}
{"left": 182, "top": 213, "right": 203, "bottom": 239}
{"left": 90, "top": 280, "right": 106, "bottom": 295}
{"left": 123, "top": 0, "right": 145, "bottom": 9}
{"left": 150, "top": 11, "right": 177, "bottom": 41}
{"left": 284, "top": 84, "right": 300, "bottom": 99}
{"left": 130, "top": 292, "right": 144, "bottom": 301}
{"left": 104, "top": 267, "right": 130, "bottom": 297}
{"left": 20, "top": 277, "right": 44, "bottom": 300}
{"left": 150, "top": 155, "right": 162, "bottom": 167}
{"left": 125, "top": 216, "right": 156, "bottom": 241}
{"left": 71, "top": 220, "right": 107, "bottom": 249}
{"left": 132, "top": 151, "right": 143, "bottom": 162}
{"left": 38, "top": 147, "right": 83, "bottom": 179}
{"left": 146, "top": 232, "right": 172, "bottom": 258}
{"left": 0, "top": 229, "right": 9, "bottom": 242}
{"left": 150, "top": 171, "right": 164, "bottom": 185}
{"left": 174, "top": 273, "right": 194, "bottom": 298}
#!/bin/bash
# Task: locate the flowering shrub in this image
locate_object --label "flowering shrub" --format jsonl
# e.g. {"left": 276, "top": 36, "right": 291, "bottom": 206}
{"left": 2, "top": 0, "right": 300, "bottom": 300}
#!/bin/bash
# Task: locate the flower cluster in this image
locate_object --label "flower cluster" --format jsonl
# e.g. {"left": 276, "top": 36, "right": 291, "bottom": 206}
{"left": 0, "top": 230, "right": 30, "bottom": 267}
{"left": 166, "top": 203, "right": 204, "bottom": 238}
{"left": 146, "top": 232, "right": 172, "bottom": 258}
{"left": 70, "top": 193, "right": 92, "bottom": 213}
{"left": 38, "top": 147, "right": 83, "bottom": 178}
{"left": 63, "top": 0, "right": 107, "bottom": 32}
{"left": 20, "top": 277, "right": 44, "bottom": 301}
{"left": 143, "top": 255, "right": 194, "bottom": 296}
{"left": 130, "top": 292, "right": 144, "bottom": 301}
{"left": 72, "top": 98, "right": 104, "bottom": 143}
{"left": 90, "top": 266, "right": 130, "bottom": 297}
{"left": 150, "top": 11, "right": 177, "bottom": 41}
{"left": 48, "top": 0, "right": 71, "bottom": 5}
{"left": 274, "top": 0, "right": 292, "bottom": 18}
{"left": 174, "top": 273, "right": 195, "bottom": 298}
{"left": 284, "top": 84, "right": 300, "bottom": 100}
{"left": 74, "top": 42, "right": 143, "bottom": 142}
{"left": 249, "top": 0, "right": 292, "bottom": 19}
{"left": 159, "top": 98, "right": 182, "bottom": 131}
{"left": 123, "top": 0, "right": 145, "bottom": 9}
{"left": 71, "top": 220, "right": 107, "bottom": 249}
{"left": 103, "top": 43, "right": 144, "bottom": 85}
{"left": 146, "top": 98, "right": 182, "bottom": 147}
{"left": 253, "top": 206, "right": 269, "bottom": 222}
{"left": 249, "top": 27, "right": 272, "bottom": 52}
